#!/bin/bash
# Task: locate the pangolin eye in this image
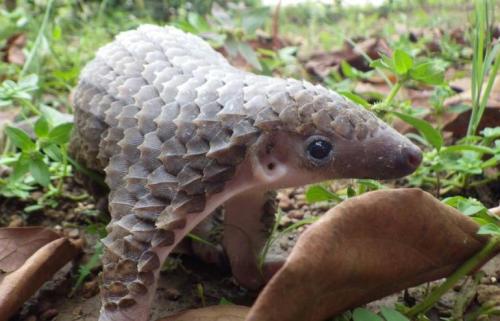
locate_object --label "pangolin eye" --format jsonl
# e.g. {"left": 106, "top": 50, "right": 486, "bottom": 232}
{"left": 306, "top": 136, "right": 333, "bottom": 164}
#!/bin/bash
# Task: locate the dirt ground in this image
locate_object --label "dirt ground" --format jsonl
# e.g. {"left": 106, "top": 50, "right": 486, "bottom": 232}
{"left": 12, "top": 244, "right": 500, "bottom": 321}
{"left": 4, "top": 183, "right": 499, "bottom": 321}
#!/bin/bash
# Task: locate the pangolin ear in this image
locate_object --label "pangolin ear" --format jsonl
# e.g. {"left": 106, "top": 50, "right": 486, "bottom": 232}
{"left": 251, "top": 147, "right": 289, "bottom": 186}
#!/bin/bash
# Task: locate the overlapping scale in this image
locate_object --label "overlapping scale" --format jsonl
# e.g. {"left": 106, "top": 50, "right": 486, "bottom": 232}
{"left": 69, "top": 24, "right": 385, "bottom": 318}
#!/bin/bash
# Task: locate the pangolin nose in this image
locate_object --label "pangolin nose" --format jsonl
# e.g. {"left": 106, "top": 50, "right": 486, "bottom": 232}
{"left": 402, "top": 146, "right": 423, "bottom": 171}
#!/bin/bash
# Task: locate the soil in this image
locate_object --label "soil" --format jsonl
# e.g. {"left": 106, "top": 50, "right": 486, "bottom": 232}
{"left": 3, "top": 180, "right": 500, "bottom": 321}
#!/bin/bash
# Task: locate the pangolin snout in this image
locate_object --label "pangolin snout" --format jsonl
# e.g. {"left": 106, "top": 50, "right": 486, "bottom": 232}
{"left": 388, "top": 142, "right": 422, "bottom": 177}
{"left": 334, "top": 126, "right": 423, "bottom": 180}
{"left": 377, "top": 128, "right": 423, "bottom": 178}
{"left": 403, "top": 145, "right": 423, "bottom": 170}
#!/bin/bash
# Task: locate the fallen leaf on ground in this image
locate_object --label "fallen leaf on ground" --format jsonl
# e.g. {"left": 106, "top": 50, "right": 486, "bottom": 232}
{"left": 489, "top": 206, "right": 500, "bottom": 216}
{"left": 0, "top": 109, "right": 19, "bottom": 151}
{"left": 0, "top": 227, "right": 59, "bottom": 273}
{"left": 305, "top": 38, "right": 391, "bottom": 78}
{"left": 246, "top": 188, "right": 494, "bottom": 321}
{"left": 2, "top": 33, "right": 26, "bottom": 65}
{"left": 443, "top": 76, "right": 500, "bottom": 138}
{"left": 0, "top": 233, "right": 81, "bottom": 320}
{"left": 157, "top": 305, "right": 249, "bottom": 321}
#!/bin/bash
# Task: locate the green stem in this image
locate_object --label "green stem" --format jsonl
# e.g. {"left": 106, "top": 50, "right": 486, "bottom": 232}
{"left": 258, "top": 209, "right": 284, "bottom": 270}
{"left": 56, "top": 146, "right": 68, "bottom": 193}
{"left": 21, "top": 0, "right": 54, "bottom": 77}
{"left": 383, "top": 81, "right": 402, "bottom": 106}
{"left": 19, "top": 99, "right": 41, "bottom": 116}
{"left": 406, "top": 237, "right": 500, "bottom": 318}
{"left": 62, "top": 192, "right": 89, "bottom": 201}
{"left": 465, "top": 303, "right": 500, "bottom": 321}
{"left": 468, "top": 172, "right": 500, "bottom": 187}
{"left": 343, "top": 37, "right": 392, "bottom": 88}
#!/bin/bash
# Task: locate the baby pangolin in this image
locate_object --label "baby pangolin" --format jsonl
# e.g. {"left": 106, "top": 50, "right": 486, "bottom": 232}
{"left": 69, "top": 25, "right": 422, "bottom": 321}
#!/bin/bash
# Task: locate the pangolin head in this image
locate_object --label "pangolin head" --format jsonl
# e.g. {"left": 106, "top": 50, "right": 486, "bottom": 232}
{"left": 245, "top": 77, "right": 422, "bottom": 189}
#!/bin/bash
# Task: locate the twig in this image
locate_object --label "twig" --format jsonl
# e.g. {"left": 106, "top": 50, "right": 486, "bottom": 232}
{"left": 272, "top": 0, "right": 282, "bottom": 50}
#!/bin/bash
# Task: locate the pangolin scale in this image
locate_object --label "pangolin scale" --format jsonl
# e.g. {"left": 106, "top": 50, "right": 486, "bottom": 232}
{"left": 69, "top": 25, "right": 422, "bottom": 321}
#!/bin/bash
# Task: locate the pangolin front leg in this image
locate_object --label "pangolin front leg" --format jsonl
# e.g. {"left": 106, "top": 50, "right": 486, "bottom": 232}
{"left": 223, "top": 190, "right": 279, "bottom": 290}
{"left": 70, "top": 25, "right": 423, "bottom": 321}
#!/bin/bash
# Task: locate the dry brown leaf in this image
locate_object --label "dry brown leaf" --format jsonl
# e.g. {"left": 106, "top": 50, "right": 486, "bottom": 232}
{"left": 443, "top": 76, "right": 500, "bottom": 138}
{"left": 0, "top": 237, "right": 81, "bottom": 320}
{"left": 490, "top": 206, "right": 500, "bottom": 216}
{"left": 246, "top": 188, "right": 493, "bottom": 321}
{"left": 0, "top": 227, "right": 59, "bottom": 273}
{"left": 157, "top": 305, "right": 249, "bottom": 321}
{"left": 305, "top": 38, "right": 391, "bottom": 78}
{"left": 0, "top": 109, "right": 19, "bottom": 152}
{"left": 2, "top": 33, "right": 26, "bottom": 65}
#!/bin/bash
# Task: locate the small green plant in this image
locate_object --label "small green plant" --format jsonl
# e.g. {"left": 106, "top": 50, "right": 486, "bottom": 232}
{"left": 258, "top": 209, "right": 319, "bottom": 271}
{"left": 370, "top": 48, "right": 446, "bottom": 111}
{"left": 305, "top": 179, "right": 385, "bottom": 205}
{"left": 352, "top": 307, "right": 410, "bottom": 321}
{"left": 2, "top": 106, "right": 73, "bottom": 208}
{"left": 467, "top": 0, "right": 500, "bottom": 137}
{"left": 175, "top": 4, "right": 269, "bottom": 70}
{"left": 258, "top": 46, "right": 303, "bottom": 77}
{"left": 0, "top": 75, "right": 38, "bottom": 108}
{"left": 70, "top": 242, "right": 103, "bottom": 297}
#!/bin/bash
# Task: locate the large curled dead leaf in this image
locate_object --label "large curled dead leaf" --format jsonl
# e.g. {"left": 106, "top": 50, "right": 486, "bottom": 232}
{"left": 0, "top": 227, "right": 59, "bottom": 273}
{"left": 157, "top": 305, "right": 249, "bottom": 321}
{"left": 0, "top": 228, "right": 81, "bottom": 320}
{"left": 246, "top": 188, "right": 494, "bottom": 321}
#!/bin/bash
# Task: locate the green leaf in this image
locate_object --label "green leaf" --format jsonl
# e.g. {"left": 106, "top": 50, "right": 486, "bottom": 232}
{"left": 339, "top": 91, "right": 371, "bottom": 109}
{"left": 18, "top": 74, "right": 39, "bottom": 91}
{"left": 306, "top": 185, "right": 340, "bottom": 203}
{"left": 48, "top": 122, "right": 73, "bottom": 145}
{"left": 10, "top": 154, "right": 30, "bottom": 182}
{"left": 5, "top": 126, "right": 35, "bottom": 151}
{"left": 242, "top": 7, "right": 269, "bottom": 34}
{"left": 352, "top": 308, "right": 384, "bottom": 321}
{"left": 443, "top": 196, "right": 489, "bottom": 217}
{"left": 34, "top": 116, "right": 50, "bottom": 138}
{"left": 43, "top": 144, "right": 63, "bottom": 161}
{"left": 29, "top": 156, "right": 50, "bottom": 186}
{"left": 238, "top": 42, "right": 262, "bottom": 71}
{"left": 440, "top": 144, "right": 495, "bottom": 155}
{"left": 187, "top": 233, "right": 216, "bottom": 247}
{"left": 24, "top": 204, "right": 44, "bottom": 213}
{"left": 370, "top": 55, "right": 394, "bottom": 71}
{"left": 211, "top": 3, "right": 234, "bottom": 28}
{"left": 477, "top": 223, "right": 500, "bottom": 236}
{"left": 347, "top": 186, "right": 356, "bottom": 198}
{"left": 410, "top": 61, "right": 444, "bottom": 85}
{"left": 393, "top": 49, "right": 413, "bottom": 75}
{"left": 340, "top": 61, "right": 355, "bottom": 78}
{"left": 52, "top": 24, "right": 62, "bottom": 40}
{"left": 482, "top": 127, "right": 500, "bottom": 139}
{"left": 218, "top": 297, "right": 234, "bottom": 305}
{"left": 187, "top": 13, "right": 210, "bottom": 32}
{"left": 357, "top": 179, "right": 385, "bottom": 190}
{"left": 224, "top": 36, "right": 239, "bottom": 57}
{"left": 380, "top": 307, "right": 410, "bottom": 321}
{"left": 174, "top": 20, "right": 197, "bottom": 33}
{"left": 40, "top": 105, "right": 73, "bottom": 126}
{"left": 462, "top": 204, "right": 485, "bottom": 216}
{"left": 393, "top": 112, "right": 443, "bottom": 151}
